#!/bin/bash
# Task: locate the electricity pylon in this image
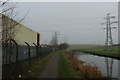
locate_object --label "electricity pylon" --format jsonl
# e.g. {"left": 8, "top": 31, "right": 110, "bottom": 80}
{"left": 102, "top": 13, "right": 117, "bottom": 47}
{"left": 102, "top": 13, "right": 117, "bottom": 78}
{"left": 49, "top": 32, "right": 60, "bottom": 46}
{"left": 49, "top": 32, "right": 60, "bottom": 51}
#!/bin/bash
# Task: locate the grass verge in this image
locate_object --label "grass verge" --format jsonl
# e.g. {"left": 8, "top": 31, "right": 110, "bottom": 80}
{"left": 58, "top": 51, "right": 79, "bottom": 78}
{"left": 69, "top": 44, "right": 119, "bottom": 57}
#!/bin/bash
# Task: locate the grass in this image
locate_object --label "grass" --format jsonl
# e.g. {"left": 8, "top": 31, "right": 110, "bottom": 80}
{"left": 69, "top": 44, "right": 101, "bottom": 50}
{"left": 86, "top": 46, "right": 118, "bottom": 57}
{"left": 69, "top": 44, "right": 119, "bottom": 57}
{"left": 3, "top": 57, "right": 39, "bottom": 78}
{"left": 21, "top": 52, "right": 54, "bottom": 78}
{"left": 58, "top": 51, "right": 80, "bottom": 78}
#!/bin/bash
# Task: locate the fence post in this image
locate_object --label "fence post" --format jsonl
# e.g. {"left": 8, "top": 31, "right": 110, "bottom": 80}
{"left": 39, "top": 45, "right": 42, "bottom": 60}
{"left": 33, "top": 43, "right": 39, "bottom": 60}
{"left": 10, "top": 39, "right": 18, "bottom": 78}
{"left": 42, "top": 44, "right": 45, "bottom": 57}
{"left": 25, "top": 42, "right": 31, "bottom": 67}
{"left": 44, "top": 45, "right": 46, "bottom": 57}
{"left": 9, "top": 40, "right": 12, "bottom": 63}
{"left": 45, "top": 45, "right": 48, "bottom": 56}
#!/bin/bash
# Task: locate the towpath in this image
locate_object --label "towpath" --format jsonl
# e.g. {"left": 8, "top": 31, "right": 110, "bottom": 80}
{"left": 38, "top": 52, "right": 59, "bottom": 78}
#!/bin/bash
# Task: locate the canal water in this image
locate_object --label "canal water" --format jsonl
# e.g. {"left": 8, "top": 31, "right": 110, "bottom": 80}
{"left": 76, "top": 53, "right": 119, "bottom": 78}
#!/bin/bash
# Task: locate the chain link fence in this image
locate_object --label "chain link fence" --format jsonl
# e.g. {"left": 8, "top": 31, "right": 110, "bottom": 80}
{"left": 2, "top": 40, "right": 53, "bottom": 78}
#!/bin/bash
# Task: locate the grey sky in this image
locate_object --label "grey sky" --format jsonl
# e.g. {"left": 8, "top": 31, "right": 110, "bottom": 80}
{"left": 16, "top": 2, "right": 118, "bottom": 44}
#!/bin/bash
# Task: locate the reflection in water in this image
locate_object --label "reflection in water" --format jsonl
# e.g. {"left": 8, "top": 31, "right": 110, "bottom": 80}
{"left": 105, "top": 58, "right": 114, "bottom": 78}
{"left": 77, "top": 54, "right": 118, "bottom": 78}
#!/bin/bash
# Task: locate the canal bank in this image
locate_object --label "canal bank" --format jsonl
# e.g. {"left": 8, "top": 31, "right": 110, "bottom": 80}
{"left": 69, "top": 45, "right": 119, "bottom": 60}
{"left": 64, "top": 50, "right": 119, "bottom": 79}
{"left": 72, "top": 49, "right": 119, "bottom": 60}
{"left": 74, "top": 52, "right": 119, "bottom": 79}
{"left": 80, "top": 50, "right": 119, "bottom": 60}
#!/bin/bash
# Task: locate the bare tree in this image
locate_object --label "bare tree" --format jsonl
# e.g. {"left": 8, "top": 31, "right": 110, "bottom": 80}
{"left": 0, "top": 0, "right": 28, "bottom": 44}
{"left": 0, "top": 0, "right": 29, "bottom": 78}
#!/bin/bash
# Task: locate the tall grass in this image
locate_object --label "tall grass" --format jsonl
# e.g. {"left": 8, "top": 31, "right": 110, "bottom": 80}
{"left": 65, "top": 52, "right": 103, "bottom": 79}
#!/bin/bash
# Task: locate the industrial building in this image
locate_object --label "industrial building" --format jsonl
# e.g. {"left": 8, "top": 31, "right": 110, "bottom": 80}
{"left": 1, "top": 13, "right": 40, "bottom": 46}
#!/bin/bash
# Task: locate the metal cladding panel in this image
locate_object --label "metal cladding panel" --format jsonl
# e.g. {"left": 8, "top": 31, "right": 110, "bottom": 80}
{"left": 1, "top": 14, "right": 40, "bottom": 46}
{"left": 14, "top": 24, "right": 39, "bottom": 46}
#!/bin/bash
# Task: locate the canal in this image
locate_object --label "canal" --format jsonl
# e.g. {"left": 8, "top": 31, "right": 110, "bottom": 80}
{"left": 75, "top": 53, "right": 119, "bottom": 78}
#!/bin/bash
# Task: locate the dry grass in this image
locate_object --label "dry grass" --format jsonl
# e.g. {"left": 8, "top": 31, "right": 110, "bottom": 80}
{"left": 64, "top": 51, "right": 103, "bottom": 79}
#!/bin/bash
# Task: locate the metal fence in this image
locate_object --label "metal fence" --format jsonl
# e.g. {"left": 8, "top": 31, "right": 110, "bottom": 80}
{"left": 2, "top": 40, "right": 53, "bottom": 78}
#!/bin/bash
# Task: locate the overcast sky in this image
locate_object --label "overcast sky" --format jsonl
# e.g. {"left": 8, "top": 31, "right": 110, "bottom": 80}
{"left": 16, "top": 2, "right": 118, "bottom": 44}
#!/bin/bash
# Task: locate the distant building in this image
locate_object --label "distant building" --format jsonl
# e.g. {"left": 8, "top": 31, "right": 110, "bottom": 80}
{"left": 0, "top": 13, "right": 40, "bottom": 46}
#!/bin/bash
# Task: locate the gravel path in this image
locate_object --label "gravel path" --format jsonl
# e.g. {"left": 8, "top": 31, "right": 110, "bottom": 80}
{"left": 38, "top": 53, "right": 59, "bottom": 78}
